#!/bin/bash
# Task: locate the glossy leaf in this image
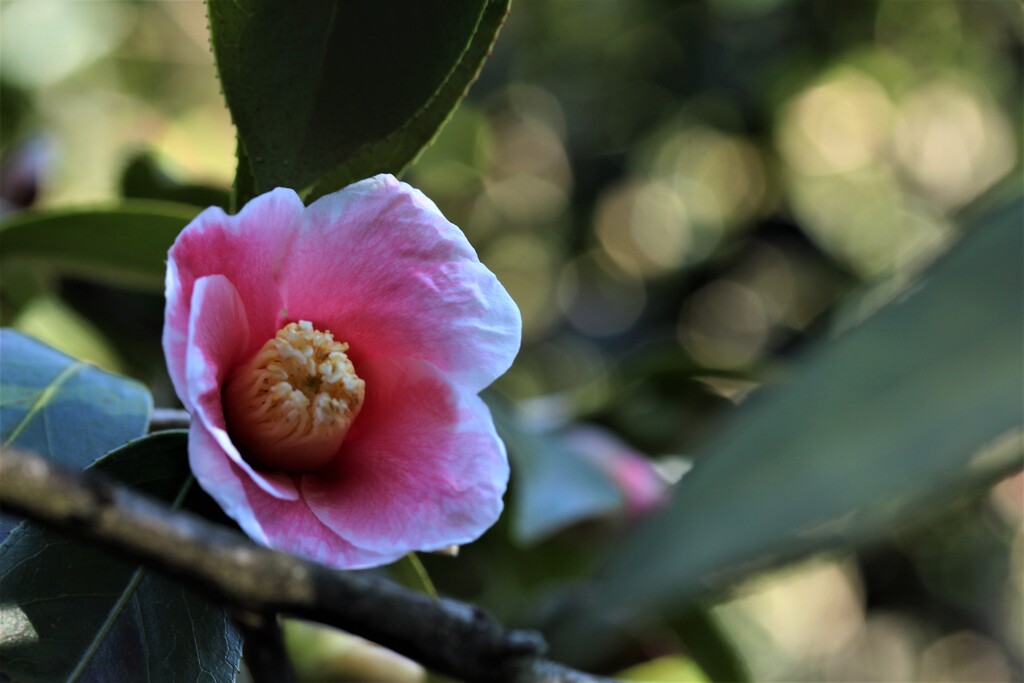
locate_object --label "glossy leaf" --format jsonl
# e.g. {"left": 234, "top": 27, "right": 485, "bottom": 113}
{"left": 207, "top": 0, "right": 510, "bottom": 202}
{"left": 0, "top": 432, "right": 243, "bottom": 682}
{"left": 0, "top": 328, "right": 152, "bottom": 542}
{"left": 305, "top": 0, "right": 511, "bottom": 202}
{"left": 0, "top": 201, "right": 194, "bottom": 291}
{"left": 596, "top": 195, "right": 1024, "bottom": 616}
{"left": 0, "top": 328, "right": 151, "bottom": 470}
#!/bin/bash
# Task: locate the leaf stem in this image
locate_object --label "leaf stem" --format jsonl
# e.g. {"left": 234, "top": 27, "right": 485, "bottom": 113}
{"left": 149, "top": 408, "right": 191, "bottom": 431}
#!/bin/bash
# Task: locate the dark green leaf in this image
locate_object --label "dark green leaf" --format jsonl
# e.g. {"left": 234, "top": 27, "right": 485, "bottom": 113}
{"left": 0, "top": 328, "right": 151, "bottom": 470}
{"left": 306, "top": 0, "right": 511, "bottom": 202}
{"left": 547, "top": 599, "right": 749, "bottom": 682}
{"left": 207, "top": 0, "right": 510, "bottom": 202}
{"left": 0, "top": 432, "right": 243, "bottom": 683}
{"left": 597, "top": 195, "right": 1024, "bottom": 616}
{"left": 0, "top": 260, "right": 52, "bottom": 323}
{"left": 0, "top": 202, "right": 195, "bottom": 291}
{"left": 120, "top": 151, "right": 230, "bottom": 210}
{"left": 670, "top": 609, "right": 750, "bottom": 683}
{"left": 231, "top": 139, "right": 256, "bottom": 213}
{"left": 0, "top": 328, "right": 153, "bottom": 541}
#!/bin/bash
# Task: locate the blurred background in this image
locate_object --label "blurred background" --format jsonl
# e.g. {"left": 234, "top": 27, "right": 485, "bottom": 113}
{"left": 1, "top": 0, "right": 1021, "bottom": 680}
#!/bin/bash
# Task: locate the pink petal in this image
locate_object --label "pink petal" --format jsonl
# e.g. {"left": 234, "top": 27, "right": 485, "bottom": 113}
{"left": 164, "top": 180, "right": 519, "bottom": 568}
{"left": 280, "top": 175, "right": 521, "bottom": 393}
{"left": 301, "top": 356, "right": 509, "bottom": 555}
{"left": 188, "top": 420, "right": 269, "bottom": 545}
{"left": 190, "top": 412, "right": 398, "bottom": 569}
{"left": 562, "top": 425, "right": 669, "bottom": 517}
{"left": 239, "top": 474, "right": 401, "bottom": 569}
{"left": 164, "top": 188, "right": 304, "bottom": 404}
{"left": 184, "top": 275, "right": 297, "bottom": 500}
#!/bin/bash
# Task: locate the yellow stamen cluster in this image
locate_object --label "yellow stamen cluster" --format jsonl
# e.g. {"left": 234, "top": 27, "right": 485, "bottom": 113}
{"left": 223, "top": 320, "right": 365, "bottom": 473}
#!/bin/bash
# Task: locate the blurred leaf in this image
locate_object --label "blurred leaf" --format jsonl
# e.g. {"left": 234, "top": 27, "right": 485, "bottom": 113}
{"left": 0, "top": 201, "right": 194, "bottom": 291}
{"left": 283, "top": 620, "right": 425, "bottom": 683}
{"left": 487, "top": 396, "right": 624, "bottom": 544}
{"left": 0, "top": 260, "right": 51, "bottom": 323}
{"left": 207, "top": 0, "right": 509, "bottom": 202}
{"left": 0, "top": 83, "right": 33, "bottom": 155}
{"left": 0, "top": 432, "right": 243, "bottom": 682}
{"left": 617, "top": 655, "right": 710, "bottom": 683}
{"left": 13, "top": 296, "right": 125, "bottom": 373}
{"left": 595, "top": 195, "right": 1024, "bottom": 617}
{"left": 390, "top": 553, "right": 439, "bottom": 599}
{"left": 119, "top": 150, "right": 230, "bottom": 209}
{"left": 407, "top": 106, "right": 491, "bottom": 196}
{"left": 546, "top": 598, "right": 748, "bottom": 680}
{"left": 670, "top": 608, "right": 750, "bottom": 683}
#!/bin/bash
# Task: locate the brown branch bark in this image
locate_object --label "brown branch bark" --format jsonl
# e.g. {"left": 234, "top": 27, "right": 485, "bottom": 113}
{"left": 0, "top": 447, "right": 611, "bottom": 683}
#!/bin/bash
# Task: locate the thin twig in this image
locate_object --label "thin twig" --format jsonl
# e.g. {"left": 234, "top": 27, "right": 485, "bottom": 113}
{"left": 0, "top": 447, "right": 611, "bottom": 683}
{"left": 149, "top": 407, "right": 191, "bottom": 431}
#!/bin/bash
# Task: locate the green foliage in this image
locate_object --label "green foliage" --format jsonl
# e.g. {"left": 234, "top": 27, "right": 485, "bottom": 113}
{"left": 2, "top": 0, "right": 1020, "bottom": 679}
{"left": 0, "top": 432, "right": 243, "bottom": 683}
{"left": 306, "top": 0, "right": 511, "bottom": 203}
{"left": 0, "top": 334, "right": 239, "bottom": 680}
{"left": 0, "top": 329, "right": 151, "bottom": 469}
{"left": 12, "top": 296, "right": 126, "bottom": 373}
{"left": 120, "top": 151, "right": 230, "bottom": 210}
{"left": 206, "top": 0, "right": 510, "bottom": 204}
{"left": 0, "top": 202, "right": 195, "bottom": 291}
{"left": 617, "top": 655, "right": 710, "bottom": 683}
{"left": 596, "top": 195, "right": 1024, "bottom": 616}
{"left": 669, "top": 609, "right": 751, "bottom": 683}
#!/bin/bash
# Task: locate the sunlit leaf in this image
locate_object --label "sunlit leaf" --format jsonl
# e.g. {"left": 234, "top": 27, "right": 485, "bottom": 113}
{"left": 0, "top": 202, "right": 194, "bottom": 291}
{"left": 207, "top": 0, "right": 510, "bottom": 203}
{"left": 0, "top": 432, "right": 243, "bottom": 682}
{"left": 283, "top": 620, "right": 424, "bottom": 683}
{"left": 0, "top": 328, "right": 150, "bottom": 469}
{"left": 0, "top": 328, "right": 151, "bottom": 541}
{"left": 617, "top": 655, "right": 710, "bottom": 683}
{"left": 595, "top": 195, "right": 1024, "bottom": 616}
{"left": 12, "top": 296, "right": 125, "bottom": 374}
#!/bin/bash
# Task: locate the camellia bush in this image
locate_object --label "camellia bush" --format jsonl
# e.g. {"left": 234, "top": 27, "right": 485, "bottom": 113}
{"left": 0, "top": 1, "right": 1021, "bottom": 681}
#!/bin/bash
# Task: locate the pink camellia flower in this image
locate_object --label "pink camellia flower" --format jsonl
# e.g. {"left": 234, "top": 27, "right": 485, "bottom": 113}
{"left": 163, "top": 175, "right": 521, "bottom": 569}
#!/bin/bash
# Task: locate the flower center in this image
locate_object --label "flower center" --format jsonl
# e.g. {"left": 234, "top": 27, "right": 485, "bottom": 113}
{"left": 223, "top": 320, "right": 365, "bottom": 473}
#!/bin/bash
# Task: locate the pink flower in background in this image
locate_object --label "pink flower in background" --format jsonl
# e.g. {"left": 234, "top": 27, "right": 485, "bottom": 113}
{"left": 163, "top": 175, "right": 521, "bottom": 569}
{"left": 561, "top": 425, "right": 670, "bottom": 517}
